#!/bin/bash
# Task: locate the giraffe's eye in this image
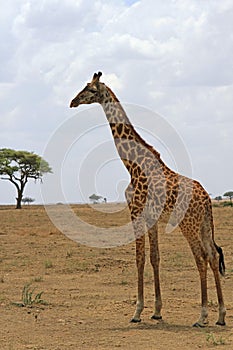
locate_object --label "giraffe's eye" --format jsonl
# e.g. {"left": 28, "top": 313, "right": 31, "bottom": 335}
{"left": 86, "top": 84, "right": 98, "bottom": 94}
{"left": 88, "top": 88, "right": 98, "bottom": 94}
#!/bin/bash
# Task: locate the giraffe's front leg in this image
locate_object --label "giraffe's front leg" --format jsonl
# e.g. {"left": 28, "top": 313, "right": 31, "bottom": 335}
{"left": 192, "top": 256, "right": 209, "bottom": 327}
{"left": 131, "top": 235, "right": 145, "bottom": 323}
{"left": 148, "top": 223, "right": 162, "bottom": 320}
{"left": 193, "top": 268, "right": 209, "bottom": 327}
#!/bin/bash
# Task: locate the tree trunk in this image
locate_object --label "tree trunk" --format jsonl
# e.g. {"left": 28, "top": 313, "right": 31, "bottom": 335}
{"left": 16, "top": 190, "right": 23, "bottom": 209}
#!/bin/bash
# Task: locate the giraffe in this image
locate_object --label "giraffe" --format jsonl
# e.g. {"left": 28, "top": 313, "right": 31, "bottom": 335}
{"left": 70, "top": 72, "right": 226, "bottom": 327}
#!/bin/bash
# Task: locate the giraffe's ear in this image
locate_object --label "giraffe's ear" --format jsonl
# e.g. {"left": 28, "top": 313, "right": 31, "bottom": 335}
{"left": 91, "top": 71, "right": 102, "bottom": 83}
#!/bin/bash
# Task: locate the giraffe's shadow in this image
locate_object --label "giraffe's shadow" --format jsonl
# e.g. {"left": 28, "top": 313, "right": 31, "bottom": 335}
{"left": 110, "top": 320, "right": 229, "bottom": 334}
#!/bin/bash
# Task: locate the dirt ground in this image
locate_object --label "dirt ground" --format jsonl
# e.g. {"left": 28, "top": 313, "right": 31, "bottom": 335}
{"left": 0, "top": 203, "right": 233, "bottom": 350}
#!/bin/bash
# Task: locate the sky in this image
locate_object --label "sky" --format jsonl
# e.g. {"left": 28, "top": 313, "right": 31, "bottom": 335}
{"left": 1, "top": 0, "right": 233, "bottom": 205}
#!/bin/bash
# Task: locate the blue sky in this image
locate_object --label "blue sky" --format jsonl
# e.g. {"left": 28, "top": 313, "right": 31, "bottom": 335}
{"left": 0, "top": 0, "right": 233, "bottom": 204}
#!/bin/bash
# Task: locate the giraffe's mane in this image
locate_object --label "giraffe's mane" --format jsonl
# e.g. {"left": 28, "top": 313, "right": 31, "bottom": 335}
{"left": 104, "top": 85, "right": 120, "bottom": 102}
{"left": 106, "top": 85, "right": 162, "bottom": 161}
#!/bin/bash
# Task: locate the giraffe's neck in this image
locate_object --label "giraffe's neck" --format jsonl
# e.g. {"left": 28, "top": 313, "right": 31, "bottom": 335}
{"left": 100, "top": 86, "right": 162, "bottom": 178}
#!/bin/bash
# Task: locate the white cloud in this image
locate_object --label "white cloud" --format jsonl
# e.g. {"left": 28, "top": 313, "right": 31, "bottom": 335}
{"left": 0, "top": 0, "right": 233, "bottom": 204}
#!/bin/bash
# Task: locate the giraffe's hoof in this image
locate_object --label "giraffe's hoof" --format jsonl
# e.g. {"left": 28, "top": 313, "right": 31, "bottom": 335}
{"left": 130, "top": 318, "right": 141, "bottom": 323}
{"left": 151, "top": 315, "right": 162, "bottom": 320}
{"left": 216, "top": 321, "right": 226, "bottom": 326}
{"left": 192, "top": 322, "right": 208, "bottom": 328}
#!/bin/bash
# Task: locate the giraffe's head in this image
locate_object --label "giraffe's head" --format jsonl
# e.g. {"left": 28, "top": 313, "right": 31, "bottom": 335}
{"left": 70, "top": 72, "right": 103, "bottom": 108}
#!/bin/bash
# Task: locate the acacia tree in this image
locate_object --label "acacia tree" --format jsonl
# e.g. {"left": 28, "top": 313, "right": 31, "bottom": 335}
{"left": 22, "top": 197, "right": 35, "bottom": 205}
{"left": 223, "top": 191, "right": 233, "bottom": 206}
{"left": 0, "top": 148, "right": 52, "bottom": 209}
{"left": 215, "top": 196, "right": 222, "bottom": 202}
{"left": 89, "top": 193, "right": 103, "bottom": 204}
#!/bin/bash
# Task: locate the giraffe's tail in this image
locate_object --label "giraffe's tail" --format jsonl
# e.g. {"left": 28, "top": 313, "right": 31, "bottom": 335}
{"left": 208, "top": 200, "right": 225, "bottom": 276}
{"left": 214, "top": 243, "right": 225, "bottom": 276}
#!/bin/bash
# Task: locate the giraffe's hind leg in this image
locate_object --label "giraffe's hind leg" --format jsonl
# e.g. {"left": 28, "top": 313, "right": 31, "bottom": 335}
{"left": 209, "top": 253, "right": 226, "bottom": 326}
{"left": 180, "top": 225, "right": 209, "bottom": 327}
{"left": 201, "top": 215, "right": 226, "bottom": 326}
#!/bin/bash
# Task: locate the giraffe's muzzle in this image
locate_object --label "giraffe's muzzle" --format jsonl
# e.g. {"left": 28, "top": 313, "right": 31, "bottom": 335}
{"left": 70, "top": 98, "right": 79, "bottom": 108}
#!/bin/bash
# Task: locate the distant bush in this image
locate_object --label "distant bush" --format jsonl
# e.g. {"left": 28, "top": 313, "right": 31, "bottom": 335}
{"left": 212, "top": 203, "right": 220, "bottom": 208}
{"left": 223, "top": 201, "right": 233, "bottom": 207}
{"left": 22, "top": 197, "right": 35, "bottom": 205}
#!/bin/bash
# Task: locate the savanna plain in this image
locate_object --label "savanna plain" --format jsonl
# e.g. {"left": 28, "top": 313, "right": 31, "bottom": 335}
{"left": 0, "top": 203, "right": 233, "bottom": 350}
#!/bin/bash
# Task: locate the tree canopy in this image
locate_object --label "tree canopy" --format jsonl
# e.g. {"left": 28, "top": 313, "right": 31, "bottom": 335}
{"left": 22, "top": 197, "right": 35, "bottom": 205}
{"left": 0, "top": 148, "right": 52, "bottom": 208}
{"left": 223, "top": 191, "right": 233, "bottom": 199}
{"left": 89, "top": 193, "right": 103, "bottom": 204}
{"left": 223, "top": 191, "right": 233, "bottom": 206}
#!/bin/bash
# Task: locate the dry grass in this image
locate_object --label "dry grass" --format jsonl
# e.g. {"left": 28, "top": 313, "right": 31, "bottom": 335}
{"left": 0, "top": 204, "right": 232, "bottom": 349}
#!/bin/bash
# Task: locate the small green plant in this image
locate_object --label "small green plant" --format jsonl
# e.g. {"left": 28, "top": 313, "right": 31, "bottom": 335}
{"left": 22, "top": 283, "right": 47, "bottom": 306}
{"left": 120, "top": 280, "right": 128, "bottom": 286}
{"left": 66, "top": 251, "right": 73, "bottom": 258}
{"left": 13, "top": 283, "right": 47, "bottom": 307}
{"left": 208, "top": 300, "right": 218, "bottom": 308}
{"left": 44, "top": 260, "right": 53, "bottom": 269}
{"left": 33, "top": 276, "right": 43, "bottom": 283}
{"left": 94, "top": 263, "right": 101, "bottom": 272}
{"left": 206, "top": 331, "right": 226, "bottom": 346}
